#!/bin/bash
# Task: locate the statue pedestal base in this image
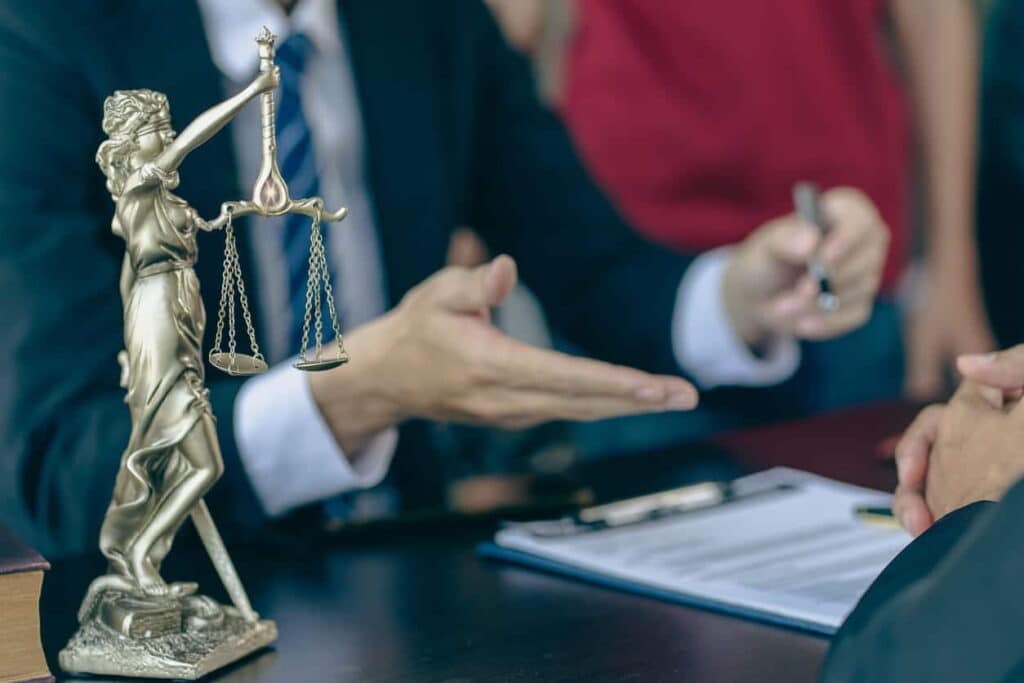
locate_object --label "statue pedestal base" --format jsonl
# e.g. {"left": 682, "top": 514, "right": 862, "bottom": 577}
{"left": 59, "top": 592, "right": 276, "bottom": 680}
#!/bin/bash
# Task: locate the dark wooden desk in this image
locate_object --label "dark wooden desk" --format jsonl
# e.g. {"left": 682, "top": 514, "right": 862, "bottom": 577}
{"left": 42, "top": 401, "right": 920, "bottom": 683}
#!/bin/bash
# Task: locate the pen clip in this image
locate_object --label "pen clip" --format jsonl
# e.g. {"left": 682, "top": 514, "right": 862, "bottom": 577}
{"left": 793, "top": 182, "right": 830, "bottom": 234}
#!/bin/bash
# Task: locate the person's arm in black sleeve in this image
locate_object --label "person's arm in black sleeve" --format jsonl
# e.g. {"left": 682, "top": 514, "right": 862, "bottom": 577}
{"left": 0, "top": 8, "right": 126, "bottom": 557}
{"left": 464, "top": 4, "right": 693, "bottom": 378}
{"left": 822, "top": 482, "right": 1024, "bottom": 682}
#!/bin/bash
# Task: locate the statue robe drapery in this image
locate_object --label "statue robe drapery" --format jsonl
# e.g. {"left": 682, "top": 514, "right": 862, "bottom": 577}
{"left": 99, "top": 170, "right": 211, "bottom": 579}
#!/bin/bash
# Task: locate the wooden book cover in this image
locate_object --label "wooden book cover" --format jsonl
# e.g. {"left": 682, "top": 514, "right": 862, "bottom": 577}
{"left": 0, "top": 525, "right": 53, "bottom": 683}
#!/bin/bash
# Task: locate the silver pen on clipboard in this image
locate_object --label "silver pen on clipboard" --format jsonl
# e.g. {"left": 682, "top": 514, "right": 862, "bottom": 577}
{"left": 793, "top": 182, "right": 840, "bottom": 313}
{"left": 513, "top": 481, "right": 797, "bottom": 538}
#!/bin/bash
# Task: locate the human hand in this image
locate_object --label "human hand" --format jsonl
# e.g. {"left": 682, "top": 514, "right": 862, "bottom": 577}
{"left": 905, "top": 273, "right": 995, "bottom": 400}
{"left": 309, "top": 256, "right": 699, "bottom": 454}
{"left": 892, "top": 403, "right": 942, "bottom": 536}
{"left": 924, "top": 379, "right": 1024, "bottom": 521}
{"left": 894, "top": 345, "right": 1024, "bottom": 535}
{"left": 957, "top": 345, "right": 1024, "bottom": 402}
{"left": 894, "top": 376, "right": 1024, "bottom": 535}
{"left": 722, "top": 187, "right": 889, "bottom": 348}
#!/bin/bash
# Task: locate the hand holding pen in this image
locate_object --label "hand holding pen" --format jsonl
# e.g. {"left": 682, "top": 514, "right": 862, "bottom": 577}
{"left": 793, "top": 182, "right": 840, "bottom": 313}
{"left": 722, "top": 185, "right": 890, "bottom": 347}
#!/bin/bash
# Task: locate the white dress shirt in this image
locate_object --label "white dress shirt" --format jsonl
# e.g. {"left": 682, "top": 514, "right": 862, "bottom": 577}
{"left": 196, "top": 0, "right": 799, "bottom": 519}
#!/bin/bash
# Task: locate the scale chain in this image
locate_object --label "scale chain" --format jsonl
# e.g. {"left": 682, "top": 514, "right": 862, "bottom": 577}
{"left": 318, "top": 222, "right": 345, "bottom": 354}
{"left": 226, "top": 231, "right": 238, "bottom": 366}
{"left": 232, "top": 228, "right": 263, "bottom": 365}
{"left": 313, "top": 216, "right": 325, "bottom": 359}
{"left": 309, "top": 215, "right": 342, "bottom": 356}
{"left": 209, "top": 210, "right": 265, "bottom": 375}
{"left": 297, "top": 213, "right": 321, "bottom": 360}
{"left": 211, "top": 212, "right": 235, "bottom": 358}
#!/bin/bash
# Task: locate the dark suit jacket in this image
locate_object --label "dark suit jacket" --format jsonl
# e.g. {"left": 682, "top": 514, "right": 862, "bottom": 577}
{"left": 0, "top": 0, "right": 694, "bottom": 556}
{"left": 822, "top": 481, "right": 1024, "bottom": 681}
{"left": 980, "top": 0, "right": 1024, "bottom": 348}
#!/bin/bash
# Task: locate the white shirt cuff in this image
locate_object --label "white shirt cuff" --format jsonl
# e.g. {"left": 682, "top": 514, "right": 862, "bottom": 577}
{"left": 673, "top": 247, "right": 800, "bottom": 389}
{"left": 234, "top": 360, "right": 398, "bottom": 517}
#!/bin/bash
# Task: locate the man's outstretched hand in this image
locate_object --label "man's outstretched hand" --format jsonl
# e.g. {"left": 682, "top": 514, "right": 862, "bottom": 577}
{"left": 309, "top": 255, "right": 699, "bottom": 454}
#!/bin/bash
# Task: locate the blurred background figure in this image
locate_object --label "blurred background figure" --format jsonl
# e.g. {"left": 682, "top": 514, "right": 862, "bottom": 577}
{"left": 490, "top": 0, "right": 992, "bottom": 413}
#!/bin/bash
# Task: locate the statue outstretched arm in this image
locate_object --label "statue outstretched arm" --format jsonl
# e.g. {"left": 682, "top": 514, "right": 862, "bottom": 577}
{"left": 154, "top": 68, "right": 279, "bottom": 174}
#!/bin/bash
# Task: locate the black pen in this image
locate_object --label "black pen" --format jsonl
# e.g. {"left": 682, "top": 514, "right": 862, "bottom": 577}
{"left": 793, "top": 182, "right": 840, "bottom": 312}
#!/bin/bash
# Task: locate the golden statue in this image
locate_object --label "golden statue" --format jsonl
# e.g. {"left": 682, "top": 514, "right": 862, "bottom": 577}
{"left": 60, "top": 27, "right": 348, "bottom": 679}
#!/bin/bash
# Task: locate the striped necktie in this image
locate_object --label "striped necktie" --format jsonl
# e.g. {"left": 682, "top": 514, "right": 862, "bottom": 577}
{"left": 276, "top": 33, "right": 336, "bottom": 353}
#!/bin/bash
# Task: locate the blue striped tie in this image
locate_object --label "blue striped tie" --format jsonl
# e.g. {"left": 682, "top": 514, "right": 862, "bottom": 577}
{"left": 276, "top": 33, "right": 334, "bottom": 352}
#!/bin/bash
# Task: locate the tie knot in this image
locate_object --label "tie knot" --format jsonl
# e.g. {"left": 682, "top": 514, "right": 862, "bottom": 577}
{"left": 276, "top": 32, "right": 314, "bottom": 77}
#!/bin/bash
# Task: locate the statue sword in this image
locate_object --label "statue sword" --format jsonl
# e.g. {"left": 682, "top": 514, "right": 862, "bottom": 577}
{"left": 189, "top": 500, "right": 259, "bottom": 622}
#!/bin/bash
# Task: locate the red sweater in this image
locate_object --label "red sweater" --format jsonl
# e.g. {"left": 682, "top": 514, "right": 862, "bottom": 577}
{"left": 563, "top": 0, "right": 909, "bottom": 288}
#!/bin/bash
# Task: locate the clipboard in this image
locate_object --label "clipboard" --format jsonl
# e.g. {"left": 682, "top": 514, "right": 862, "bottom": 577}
{"left": 477, "top": 541, "right": 835, "bottom": 636}
{"left": 478, "top": 468, "right": 910, "bottom": 636}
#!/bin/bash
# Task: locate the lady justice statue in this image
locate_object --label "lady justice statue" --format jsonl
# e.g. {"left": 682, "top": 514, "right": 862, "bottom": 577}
{"left": 60, "top": 27, "right": 348, "bottom": 679}
{"left": 98, "top": 74, "right": 277, "bottom": 602}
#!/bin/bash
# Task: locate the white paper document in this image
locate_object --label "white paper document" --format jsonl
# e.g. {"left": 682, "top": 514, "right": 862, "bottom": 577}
{"left": 494, "top": 468, "right": 911, "bottom": 633}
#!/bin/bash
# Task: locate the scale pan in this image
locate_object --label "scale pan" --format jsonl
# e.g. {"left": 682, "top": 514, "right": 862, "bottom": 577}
{"left": 293, "top": 353, "right": 349, "bottom": 372}
{"left": 210, "top": 352, "right": 269, "bottom": 376}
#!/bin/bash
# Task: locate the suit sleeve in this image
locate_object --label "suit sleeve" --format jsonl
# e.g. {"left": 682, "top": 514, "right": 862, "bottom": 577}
{"left": 978, "top": 1, "right": 1024, "bottom": 347}
{"left": 464, "top": 5, "right": 694, "bottom": 377}
{"left": 821, "top": 482, "right": 1024, "bottom": 682}
{"left": 0, "top": 7, "right": 263, "bottom": 558}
